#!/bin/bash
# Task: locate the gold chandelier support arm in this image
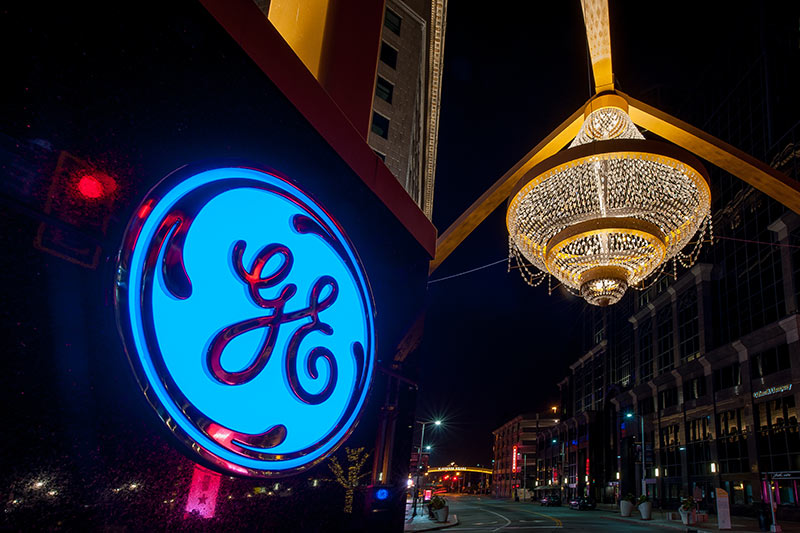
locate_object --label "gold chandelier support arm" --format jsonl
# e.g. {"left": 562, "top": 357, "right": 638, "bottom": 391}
{"left": 429, "top": 104, "right": 586, "bottom": 274}
{"left": 621, "top": 91, "right": 800, "bottom": 214}
{"left": 580, "top": 0, "right": 614, "bottom": 93}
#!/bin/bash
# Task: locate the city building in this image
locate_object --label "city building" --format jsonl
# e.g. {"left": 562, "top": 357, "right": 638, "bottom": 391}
{"left": 492, "top": 413, "right": 558, "bottom": 498}
{"left": 369, "top": 0, "right": 447, "bottom": 218}
{"left": 526, "top": 3, "right": 800, "bottom": 518}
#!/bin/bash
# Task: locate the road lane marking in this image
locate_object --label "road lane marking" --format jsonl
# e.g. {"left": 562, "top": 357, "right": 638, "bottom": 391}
{"left": 515, "top": 508, "right": 563, "bottom": 527}
{"left": 481, "top": 508, "right": 512, "bottom": 532}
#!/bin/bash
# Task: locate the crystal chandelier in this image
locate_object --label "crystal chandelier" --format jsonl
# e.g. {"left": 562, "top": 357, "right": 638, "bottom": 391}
{"left": 507, "top": 95, "right": 712, "bottom": 306}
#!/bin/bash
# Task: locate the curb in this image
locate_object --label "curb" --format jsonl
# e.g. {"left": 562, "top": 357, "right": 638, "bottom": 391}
{"left": 601, "top": 514, "right": 713, "bottom": 533}
{"left": 404, "top": 514, "right": 459, "bottom": 532}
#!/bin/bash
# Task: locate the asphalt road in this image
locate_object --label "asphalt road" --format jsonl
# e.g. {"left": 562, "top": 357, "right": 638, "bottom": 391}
{"left": 444, "top": 494, "right": 662, "bottom": 532}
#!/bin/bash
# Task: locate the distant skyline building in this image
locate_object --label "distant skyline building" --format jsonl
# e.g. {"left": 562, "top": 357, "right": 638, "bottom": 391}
{"left": 492, "top": 413, "right": 558, "bottom": 499}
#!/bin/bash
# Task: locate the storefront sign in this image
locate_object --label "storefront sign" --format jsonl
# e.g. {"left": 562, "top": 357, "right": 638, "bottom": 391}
{"left": 716, "top": 488, "right": 731, "bottom": 529}
{"left": 769, "top": 472, "right": 800, "bottom": 480}
{"left": 753, "top": 384, "right": 792, "bottom": 399}
{"left": 512, "top": 445, "right": 518, "bottom": 473}
{"left": 117, "top": 166, "right": 375, "bottom": 476}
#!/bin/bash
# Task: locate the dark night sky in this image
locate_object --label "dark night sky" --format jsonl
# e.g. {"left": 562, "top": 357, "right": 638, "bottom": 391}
{"left": 417, "top": 1, "right": 786, "bottom": 467}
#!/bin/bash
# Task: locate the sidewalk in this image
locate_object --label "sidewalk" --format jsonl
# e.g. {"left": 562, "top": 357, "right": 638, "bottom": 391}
{"left": 404, "top": 500, "right": 459, "bottom": 532}
{"left": 596, "top": 503, "right": 800, "bottom": 533}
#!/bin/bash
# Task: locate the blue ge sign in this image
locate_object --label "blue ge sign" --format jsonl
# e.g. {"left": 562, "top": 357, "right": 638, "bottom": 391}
{"left": 116, "top": 165, "right": 375, "bottom": 476}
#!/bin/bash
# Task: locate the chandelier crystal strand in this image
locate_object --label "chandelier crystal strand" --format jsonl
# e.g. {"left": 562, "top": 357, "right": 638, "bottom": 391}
{"left": 506, "top": 97, "right": 711, "bottom": 306}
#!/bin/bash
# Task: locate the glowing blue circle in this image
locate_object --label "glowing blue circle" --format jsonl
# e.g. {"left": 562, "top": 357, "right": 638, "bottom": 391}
{"left": 116, "top": 166, "right": 375, "bottom": 477}
{"left": 375, "top": 488, "right": 390, "bottom": 501}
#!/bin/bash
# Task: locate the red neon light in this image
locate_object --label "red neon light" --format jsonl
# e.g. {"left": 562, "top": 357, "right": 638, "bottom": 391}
{"left": 512, "top": 445, "right": 518, "bottom": 473}
{"left": 137, "top": 200, "right": 154, "bottom": 219}
{"left": 184, "top": 464, "right": 221, "bottom": 519}
{"left": 586, "top": 458, "right": 590, "bottom": 476}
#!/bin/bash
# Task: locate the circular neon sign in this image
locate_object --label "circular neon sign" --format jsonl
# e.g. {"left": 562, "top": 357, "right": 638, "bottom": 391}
{"left": 116, "top": 166, "right": 375, "bottom": 476}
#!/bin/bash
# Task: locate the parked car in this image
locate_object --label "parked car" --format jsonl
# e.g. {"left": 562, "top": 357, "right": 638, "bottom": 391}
{"left": 540, "top": 495, "right": 561, "bottom": 507}
{"left": 568, "top": 496, "right": 596, "bottom": 510}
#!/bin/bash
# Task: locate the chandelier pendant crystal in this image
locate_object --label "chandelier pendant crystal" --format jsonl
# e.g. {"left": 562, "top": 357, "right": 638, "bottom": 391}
{"left": 507, "top": 95, "right": 711, "bottom": 306}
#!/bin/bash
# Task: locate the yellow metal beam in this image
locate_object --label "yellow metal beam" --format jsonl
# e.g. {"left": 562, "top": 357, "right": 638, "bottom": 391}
{"left": 430, "top": 104, "right": 586, "bottom": 274}
{"left": 267, "top": 0, "right": 330, "bottom": 78}
{"left": 580, "top": 0, "right": 614, "bottom": 93}
{"left": 621, "top": 91, "right": 800, "bottom": 215}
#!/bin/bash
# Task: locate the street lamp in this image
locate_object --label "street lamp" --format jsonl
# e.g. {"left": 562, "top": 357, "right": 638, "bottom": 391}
{"left": 412, "top": 419, "right": 442, "bottom": 517}
{"left": 625, "top": 412, "right": 647, "bottom": 498}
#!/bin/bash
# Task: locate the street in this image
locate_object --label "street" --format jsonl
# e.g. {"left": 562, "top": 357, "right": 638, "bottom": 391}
{"left": 443, "top": 494, "right": 661, "bottom": 532}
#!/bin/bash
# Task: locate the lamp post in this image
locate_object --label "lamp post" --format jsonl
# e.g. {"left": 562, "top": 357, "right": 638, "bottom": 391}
{"left": 412, "top": 419, "right": 441, "bottom": 517}
{"left": 625, "top": 412, "right": 647, "bottom": 498}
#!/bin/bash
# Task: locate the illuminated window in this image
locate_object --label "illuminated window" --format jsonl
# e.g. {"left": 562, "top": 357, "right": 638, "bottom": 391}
{"left": 686, "top": 416, "right": 711, "bottom": 442}
{"left": 384, "top": 8, "right": 401, "bottom": 35}
{"left": 756, "top": 396, "right": 800, "bottom": 472}
{"left": 380, "top": 42, "right": 397, "bottom": 69}
{"left": 376, "top": 76, "right": 394, "bottom": 104}
{"left": 371, "top": 112, "right": 390, "bottom": 139}
{"left": 659, "top": 424, "right": 680, "bottom": 446}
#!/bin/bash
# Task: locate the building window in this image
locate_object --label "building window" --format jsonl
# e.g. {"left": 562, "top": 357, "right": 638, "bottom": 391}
{"left": 373, "top": 150, "right": 386, "bottom": 162}
{"left": 656, "top": 306, "right": 674, "bottom": 374}
{"left": 687, "top": 441, "right": 712, "bottom": 476}
{"left": 660, "top": 424, "right": 681, "bottom": 446}
{"left": 639, "top": 318, "right": 653, "bottom": 382}
{"left": 678, "top": 288, "right": 700, "bottom": 363}
{"left": 686, "top": 416, "right": 711, "bottom": 442}
{"left": 683, "top": 376, "right": 707, "bottom": 401}
{"left": 756, "top": 395, "right": 800, "bottom": 472}
{"left": 384, "top": 8, "right": 401, "bottom": 35}
{"left": 371, "top": 112, "right": 390, "bottom": 139}
{"left": 375, "top": 76, "right": 394, "bottom": 104}
{"left": 717, "top": 408, "right": 750, "bottom": 474}
{"left": 717, "top": 408, "right": 744, "bottom": 436}
{"left": 712, "top": 362, "right": 741, "bottom": 392}
{"left": 659, "top": 446, "right": 681, "bottom": 478}
{"left": 380, "top": 42, "right": 397, "bottom": 69}
{"left": 750, "top": 344, "right": 791, "bottom": 379}
{"left": 614, "top": 324, "right": 632, "bottom": 387}
{"left": 638, "top": 396, "right": 655, "bottom": 415}
{"left": 658, "top": 387, "right": 679, "bottom": 410}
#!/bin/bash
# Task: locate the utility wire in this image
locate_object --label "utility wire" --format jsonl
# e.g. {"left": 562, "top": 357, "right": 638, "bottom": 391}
{"left": 426, "top": 234, "right": 800, "bottom": 286}
{"left": 427, "top": 258, "right": 508, "bottom": 285}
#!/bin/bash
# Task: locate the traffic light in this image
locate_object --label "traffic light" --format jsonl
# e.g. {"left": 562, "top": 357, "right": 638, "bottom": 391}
{"left": 34, "top": 150, "right": 118, "bottom": 268}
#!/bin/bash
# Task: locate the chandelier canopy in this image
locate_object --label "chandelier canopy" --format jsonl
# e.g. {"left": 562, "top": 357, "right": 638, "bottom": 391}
{"left": 507, "top": 95, "right": 711, "bottom": 306}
